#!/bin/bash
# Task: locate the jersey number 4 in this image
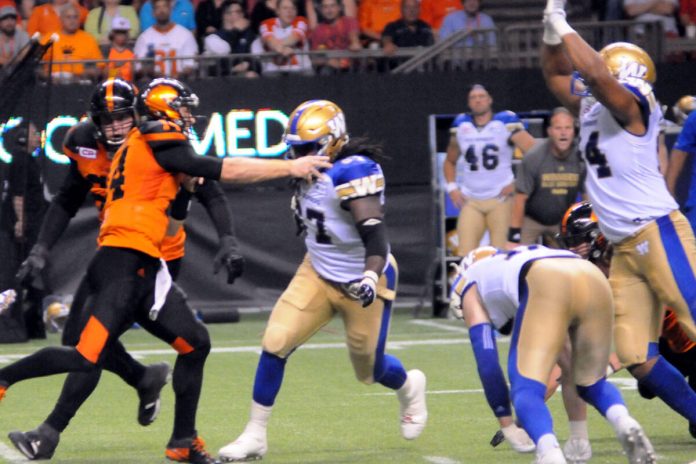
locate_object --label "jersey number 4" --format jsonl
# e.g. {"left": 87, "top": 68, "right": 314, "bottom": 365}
{"left": 108, "top": 147, "right": 128, "bottom": 201}
{"left": 583, "top": 131, "right": 612, "bottom": 178}
{"left": 464, "top": 144, "right": 499, "bottom": 171}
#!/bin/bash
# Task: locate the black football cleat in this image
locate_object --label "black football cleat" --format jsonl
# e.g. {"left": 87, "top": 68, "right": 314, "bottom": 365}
{"left": 136, "top": 361, "right": 171, "bottom": 426}
{"left": 8, "top": 423, "right": 60, "bottom": 460}
{"left": 166, "top": 436, "right": 220, "bottom": 464}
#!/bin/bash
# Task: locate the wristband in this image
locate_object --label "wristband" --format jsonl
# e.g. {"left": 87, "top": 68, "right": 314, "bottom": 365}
{"left": 549, "top": 15, "right": 575, "bottom": 37}
{"left": 363, "top": 270, "right": 379, "bottom": 283}
{"left": 542, "top": 23, "right": 562, "bottom": 45}
{"left": 446, "top": 182, "right": 459, "bottom": 193}
{"left": 507, "top": 227, "right": 521, "bottom": 243}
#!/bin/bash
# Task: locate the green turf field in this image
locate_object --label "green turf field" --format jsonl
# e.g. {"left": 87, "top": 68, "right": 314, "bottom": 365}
{"left": 0, "top": 311, "right": 693, "bottom": 463}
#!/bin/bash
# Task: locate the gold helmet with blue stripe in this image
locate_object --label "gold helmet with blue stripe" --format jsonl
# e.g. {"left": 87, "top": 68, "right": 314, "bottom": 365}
{"left": 600, "top": 42, "right": 656, "bottom": 95}
{"left": 284, "top": 100, "right": 349, "bottom": 160}
{"left": 673, "top": 95, "right": 696, "bottom": 125}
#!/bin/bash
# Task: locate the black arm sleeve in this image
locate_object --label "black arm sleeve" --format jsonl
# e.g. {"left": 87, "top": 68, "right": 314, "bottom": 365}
{"left": 169, "top": 188, "right": 193, "bottom": 221}
{"left": 195, "top": 180, "right": 236, "bottom": 238}
{"left": 356, "top": 217, "right": 388, "bottom": 260}
{"left": 152, "top": 143, "right": 224, "bottom": 180}
{"left": 37, "top": 161, "right": 91, "bottom": 249}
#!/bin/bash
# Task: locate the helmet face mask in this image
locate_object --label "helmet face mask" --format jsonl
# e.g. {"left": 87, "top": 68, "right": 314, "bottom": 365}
{"left": 283, "top": 99, "right": 349, "bottom": 160}
{"left": 89, "top": 78, "right": 138, "bottom": 149}
{"left": 558, "top": 201, "right": 608, "bottom": 262}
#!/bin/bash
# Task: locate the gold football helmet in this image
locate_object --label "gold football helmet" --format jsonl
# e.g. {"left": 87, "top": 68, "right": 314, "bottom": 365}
{"left": 44, "top": 302, "right": 70, "bottom": 333}
{"left": 461, "top": 245, "right": 498, "bottom": 271}
{"left": 673, "top": 95, "right": 696, "bottom": 125}
{"left": 283, "top": 100, "right": 349, "bottom": 160}
{"left": 140, "top": 78, "right": 199, "bottom": 128}
{"left": 599, "top": 42, "right": 656, "bottom": 95}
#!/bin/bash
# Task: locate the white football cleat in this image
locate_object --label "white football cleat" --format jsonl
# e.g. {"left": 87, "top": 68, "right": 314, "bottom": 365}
{"left": 397, "top": 369, "right": 428, "bottom": 440}
{"left": 218, "top": 425, "right": 267, "bottom": 462}
{"left": 563, "top": 438, "right": 592, "bottom": 464}
{"left": 501, "top": 424, "right": 535, "bottom": 453}
{"left": 536, "top": 446, "right": 568, "bottom": 464}
{"left": 615, "top": 416, "right": 656, "bottom": 464}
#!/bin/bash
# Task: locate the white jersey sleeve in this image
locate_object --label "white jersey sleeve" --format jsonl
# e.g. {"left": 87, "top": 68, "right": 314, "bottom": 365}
{"left": 463, "top": 245, "right": 578, "bottom": 330}
{"left": 296, "top": 155, "right": 388, "bottom": 283}
{"left": 450, "top": 111, "right": 522, "bottom": 200}
{"left": 578, "top": 88, "right": 678, "bottom": 243}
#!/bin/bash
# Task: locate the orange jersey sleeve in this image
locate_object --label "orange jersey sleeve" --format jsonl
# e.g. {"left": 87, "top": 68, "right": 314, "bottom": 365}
{"left": 98, "top": 121, "right": 184, "bottom": 257}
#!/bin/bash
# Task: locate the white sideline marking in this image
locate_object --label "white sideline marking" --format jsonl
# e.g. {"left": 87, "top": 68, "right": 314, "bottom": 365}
{"left": 409, "top": 319, "right": 468, "bottom": 334}
{"left": 424, "top": 456, "right": 461, "bottom": 464}
{"left": 0, "top": 441, "right": 28, "bottom": 463}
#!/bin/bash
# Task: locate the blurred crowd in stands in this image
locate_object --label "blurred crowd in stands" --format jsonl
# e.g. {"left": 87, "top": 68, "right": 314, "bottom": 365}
{"left": 0, "top": 0, "right": 694, "bottom": 81}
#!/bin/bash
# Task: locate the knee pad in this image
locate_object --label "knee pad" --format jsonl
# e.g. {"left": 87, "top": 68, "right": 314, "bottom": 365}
{"left": 262, "top": 323, "right": 293, "bottom": 358}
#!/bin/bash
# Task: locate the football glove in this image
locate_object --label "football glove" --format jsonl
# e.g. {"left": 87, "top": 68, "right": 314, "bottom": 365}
{"left": 213, "top": 235, "right": 245, "bottom": 284}
{"left": 0, "top": 289, "right": 17, "bottom": 315}
{"left": 347, "top": 271, "right": 378, "bottom": 308}
{"left": 16, "top": 244, "right": 48, "bottom": 288}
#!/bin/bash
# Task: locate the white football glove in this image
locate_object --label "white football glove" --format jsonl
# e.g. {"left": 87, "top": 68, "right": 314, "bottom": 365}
{"left": 501, "top": 423, "right": 535, "bottom": 453}
{"left": 347, "top": 271, "right": 378, "bottom": 308}
{"left": 0, "top": 289, "right": 17, "bottom": 315}
{"left": 543, "top": 0, "right": 574, "bottom": 38}
{"left": 448, "top": 263, "right": 464, "bottom": 319}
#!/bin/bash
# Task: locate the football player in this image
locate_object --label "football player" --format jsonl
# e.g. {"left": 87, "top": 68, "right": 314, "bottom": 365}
{"left": 542, "top": 0, "right": 696, "bottom": 434}
{"left": 450, "top": 245, "right": 655, "bottom": 464}
{"left": 443, "top": 84, "right": 536, "bottom": 256}
{"left": 9, "top": 78, "right": 244, "bottom": 462}
{"left": 666, "top": 96, "right": 696, "bottom": 232}
{"left": 672, "top": 95, "right": 696, "bottom": 126}
{"left": 560, "top": 201, "right": 696, "bottom": 441}
{"left": 0, "top": 78, "right": 330, "bottom": 463}
{"left": 217, "top": 100, "right": 427, "bottom": 462}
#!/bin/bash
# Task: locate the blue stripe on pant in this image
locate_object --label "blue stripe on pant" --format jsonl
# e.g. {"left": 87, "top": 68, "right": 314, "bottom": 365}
{"left": 656, "top": 214, "right": 696, "bottom": 321}
{"left": 508, "top": 280, "right": 554, "bottom": 444}
{"left": 373, "top": 260, "right": 407, "bottom": 390}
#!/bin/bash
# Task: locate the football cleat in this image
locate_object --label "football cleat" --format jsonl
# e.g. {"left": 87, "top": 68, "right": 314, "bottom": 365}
{"left": 218, "top": 425, "right": 268, "bottom": 462}
{"left": 8, "top": 423, "right": 60, "bottom": 460}
{"left": 397, "top": 369, "right": 428, "bottom": 440}
{"left": 136, "top": 362, "right": 171, "bottom": 426}
{"left": 166, "top": 436, "right": 220, "bottom": 464}
{"left": 563, "top": 438, "right": 592, "bottom": 464}
{"left": 536, "top": 446, "right": 567, "bottom": 464}
{"left": 501, "top": 423, "right": 535, "bottom": 453}
{"left": 615, "top": 416, "right": 656, "bottom": 464}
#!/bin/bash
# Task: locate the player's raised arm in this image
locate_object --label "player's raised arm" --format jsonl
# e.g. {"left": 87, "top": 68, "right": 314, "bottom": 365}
{"left": 543, "top": 0, "right": 648, "bottom": 133}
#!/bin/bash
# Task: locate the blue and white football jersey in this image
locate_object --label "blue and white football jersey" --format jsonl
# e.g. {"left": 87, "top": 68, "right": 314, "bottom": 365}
{"left": 450, "top": 111, "right": 525, "bottom": 199}
{"left": 673, "top": 110, "right": 696, "bottom": 208}
{"left": 295, "top": 154, "right": 389, "bottom": 283}
{"left": 461, "top": 245, "right": 578, "bottom": 330}
{"left": 578, "top": 89, "right": 678, "bottom": 243}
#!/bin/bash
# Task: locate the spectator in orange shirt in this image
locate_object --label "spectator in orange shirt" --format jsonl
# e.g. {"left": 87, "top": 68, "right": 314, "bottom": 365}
{"left": 27, "top": 0, "right": 88, "bottom": 39}
{"left": 358, "top": 0, "right": 400, "bottom": 46}
{"left": 105, "top": 16, "right": 134, "bottom": 81}
{"left": 47, "top": 4, "right": 103, "bottom": 81}
{"left": 419, "top": 0, "right": 460, "bottom": 33}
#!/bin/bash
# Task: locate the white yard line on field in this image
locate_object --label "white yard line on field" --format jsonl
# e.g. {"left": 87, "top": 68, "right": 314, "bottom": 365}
{"left": 424, "top": 456, "right": 461, "bottom": 464}
{"left": 409, "top": 319, "right": 469, "bottom": 334}
{"left": 0, "top": 441, "right": 28, "bottom": 463}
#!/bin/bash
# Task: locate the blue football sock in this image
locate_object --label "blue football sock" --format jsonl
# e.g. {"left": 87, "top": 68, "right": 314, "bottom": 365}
{"left": 470, "top": 323, "right": 512, "bottom": 417}
{"left": 637, "top": 355, "right": 696, "bottom": 422}
{"left": 576, "top": 377, "right": 624, "bottom": 416}
{"left": 511, "top": 376, "right": 552, "bottom": 443}
{"left": 374, "top": 354, "right": 407, "bottom": 390}
{"left": 252, "top": 351, "right": 287, "bottom": 407}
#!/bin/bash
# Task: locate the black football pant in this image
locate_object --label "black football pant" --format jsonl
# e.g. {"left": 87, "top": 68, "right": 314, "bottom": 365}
{"left": 0, "top": 247, "right": 211, "bottom": 442}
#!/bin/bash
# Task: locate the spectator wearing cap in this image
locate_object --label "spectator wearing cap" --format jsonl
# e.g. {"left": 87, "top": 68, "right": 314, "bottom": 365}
{"left": 140, "top": 0, "right": 195, "bottom": 31}
{"left": 106, "top": 16, "right": 134, "bottom": 80}
{"left": 0, "top": 5, "right": 29, "bottom": 66}
{"left": 85, "top": 0, "right": 139, "bottom": 45}
{"left": 27, "top": 0, "right": 88, "bottom": 38}
{"left": 48, "top": 3, "right": 103, "bottom": 81}
{"left": 440, "top": 0, "right": 496, "bottom": 47}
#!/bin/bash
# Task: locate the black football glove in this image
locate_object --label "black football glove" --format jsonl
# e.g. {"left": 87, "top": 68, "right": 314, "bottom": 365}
{"left": 213, "top": 236, "right": 245, "bottom": 284}
{"left": 347, "top": 271, "right": 378, "bottom": 308}
{"left": 16, "top": 243, "right": 48, "bottom": 288}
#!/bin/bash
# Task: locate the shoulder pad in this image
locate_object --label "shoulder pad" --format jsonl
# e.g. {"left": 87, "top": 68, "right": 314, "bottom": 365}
{"left": 451, "top": 113, "right": 472, "bottom": 128}
{"left": 63, "top": 121, "right": 99, "bottom": 156}
{"left": 139, "top": 120, "right": 188, "bottom": 144}
{"left": 494, "top": 111, "right": 526, "bottom": 133}
{"left": 331, "top": 155, "right": 384, "bottom": 201}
